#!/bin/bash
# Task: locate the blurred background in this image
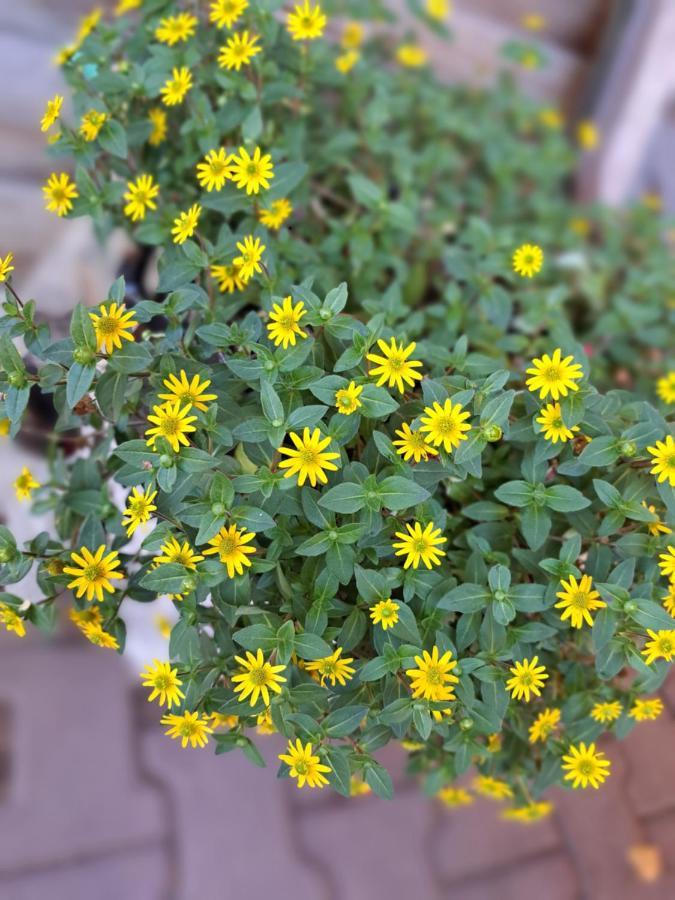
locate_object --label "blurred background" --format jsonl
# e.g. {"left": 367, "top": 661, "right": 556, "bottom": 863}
{"left": 1, "top": 1, "right": 675, "bottom": 898}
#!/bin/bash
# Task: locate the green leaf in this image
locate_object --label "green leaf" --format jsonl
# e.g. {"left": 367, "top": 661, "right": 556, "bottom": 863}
{"left": 66, "top": 363, "right": 95, "bottom": 408}
{"left": 437, "top": 584, "right": 490, "bottom": 613}
{"left": 358, "top": 383, "right": 399, "bottom": 418}
{"left": 494, "top": 480, "right": 533, "bottom": 507}
{"left": 70, "top": 303, "right": 97, "bottom": 351}
{"left": 520, "top": 505, "right": 551, "bottom": 550}
{"left": 324, "top": 746, "right": 351, "bottom": 797}
{"left": 544, "top": 485, "right": 591, "bottom": 512}
{"left": 232, "top": 624, "right": 277, "bottom": 652}
{"left": 140, "top": 563, "right": 189, "bottom": 594}
{"left": 630, "top": 600, "right": 675, "bottom": 633}
{"left": 359, "top": 656, "right": 391, "bottom": 681}
{"left": 293, "top": 632, "right": 333, "bottom": 660}
{"left": 260, "top": 379, "right": 284, "bottom": 424}
{"left": 365, "top": 762, "right": 394, "bottom": 799}
{"left": 99, "top": 119, "right": 128, "bottom": 158}
{"left": 377, "top": 476, "right": 430, "bottom": 511}
{"left": 318, "top": 482, "right": 366, "bottom": 513}
{"left": 324, "top": 705, "right": 368, "bottom": 737}
{"left": 107, "top": 341, "right": 152, "bottom": 374}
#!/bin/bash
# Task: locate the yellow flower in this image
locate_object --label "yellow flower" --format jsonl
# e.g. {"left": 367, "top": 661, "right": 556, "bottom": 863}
{"left": 512, "top": 243, "right": 544, "bottom": 278}
{"left": 528, "top": 707, "right": 560, "bottom": 743}
{"left": 502, "top": 801, "right": 552, "bottom": 823}
{"left": 642, "top": 629, "right": 675, "bottom": 666}
{"left": 121, "top": 485, "right": 158, "bottom": 537}
{"left": 656, "top": 372, "right": 675, "bottom": 405}
{"left": 369, "top": 598, "right": 399, "bottom": 630}
{"left": 155, "top": 12, "right": 198, "bottom": 46}
{"left": 148, "top": 108, "right": 167, "bottom": 146}
{"left": 426, "top": 0, "right": 451, "bottom": 20}
{"left": 196, "top": 148, "right": 232, "bottom": 192}
{"left": 0, "top": 418, "right": 10, "bottom": 436}
{"left": 396, "top": 44, "right": 427, "bottom": 67}
{"left": 335, "top": 381, "right": 363, "bottom": 415}
{"left": 69, "top": 605, "right": 102, "bottom": 633}
{"left": 258, "top": 198, "right": 292, "bottom": 230}
{"left": 629, "top": 697, "right": 663, "bottom": 722}
{"left": 154, "top": 536, "right": 204, "bottom": 569}
{"left": 145, "top": 401, "right": 198, "bottom": 453}
{"left": 279, "top": 738, "right": 331, "bottom": 788}
{"left": 233, "top": 235, "right": 266, "bottom": 280}
{"left": 663, "top": 582, "right": 675, "bottom": 617}
{"left": 591, "top": 700, "right": 622, "bottom": 724}
{"left": 305, "top": 647, "right": 355, "bottom": 687}
{"left": 0, "top": 252, "right": 14, "bottom": 283}
{"left": 438, "top": 786, "right": 473, "bottom": 807}
{"left": 577, "top": 119, "right": 599, "bottom": 151}
{"left": 555, "top": 574, "right": 606, "bottom": 629}
{"left": 0, "top": 604, "right": 25, "bottom": 638}
{"left": 392, "top": 521, "right": 446, "bottom": 569}
{"left": 209, "top": 712, "right": 239, "bottom": 730}
{"left": 659, "top": 546, "right": 675, "bottom": 579}
{"left": 161, "top": 711, "right": 213, "bottom": 748}
{"left": 256, "top": 709, "right": 276, "bottom": 734}
{"left": 43, "top": 172, "right": 78, "bottom": 217}
{"left": 341, "top": 21, "right": 363, "bottom": 48}
{"left": 171, "top": 203, "right": 202, "bottom": 245}
{"left": 522, "top": 12, "right": 545, "bottom": 30}
{"left": 63, "top": 545, "right": 124, "bottom": 602}
{"left": 562, "top": 742, "right": 610, "bottom": 789}
{"left": 569, "top": 217, "right": 590, "bottom": 237}
{"left": 218, "top": 31, "right": 262, "bottom": 71}
{"left": 232, "top": 648, "right": 287, "bottom": 706}
{"left": 267, "top": 296, "right": 307, "bottom": 348}
{"left": 123, "top": 173, "right": 159, "bottom": 222}
{"left": 14, "top": 467, "right": 40, "bottom": 501}
{"left": 202, "top": 524, "right": 256, "bottom": 577}
{"left": 229, "top": 146, "right": 274, "bottom": 195}
{"left": 160, "top": 67, "right": 193, "bottom": 106}
{"left": 211, "top": 262, "right": 248, "bottom": 293}
{"left": 473, "top": 775, "right": 513, "bottom": 800}
{"left": 287, "top": 2, "right": 327, "bottom": 41}
{"left": 154, "top": 613, "right": 173, "bottom": 639}
{"left": 506, "top": 656, "right": 548, "bottom": 702}
{"left": 642, "top": 503, "right": 672, "bottom": 537}
{"left": 525, "top": 348, "right": 583, "bottom": 400}
{"left": 75, "top": 8, "right": 102, "bottom": 43}
{"left": 158, "top": 370, "right": 217, "bottom": 412}
{"left": 277, "top": 427, "right": 340, "bottom": 487}
{"left": 392, "top": 423, "right": 438, "bottom": 463}
{"left": 536, "top": 403, "right": 580, "bottom": 443}
{"left": 366, "top": 337, "right": 423, "bottom": 394}
{"left": 419, "top": 399, "right": 471, "bottom": 453}
{"left": 141, "top": 659, "right": 185, "bottom": 708}
{"left": 115, "top": 0, "right": 142, "bottom": 14}
{"left": 335, "top": 50, "right": 359, "bottom": 74}
{"left": 406, "top": 646, "right": 459, "bottom": 702}
{"left": 79, "top": 109, "right": 107, "bottom": 141}
{"left": 401, "top": 740, "right": 425, "bottom": 752}
{"left": 89, "top": 301, "right": 137, "bottom": 353}
{"left": 81, "top": 621, "right": 120, "bottom": 649}
{"left": 648, "top": 437, "right": 675, "bottom": 488}
{"left": 350, "top": 776, "right": 371, "bottom": 796}
{"left": 210, "top": 0, "right": 248, "bottom": 29}
{"left": 538, "top": 108, "right": 563, "bottom": 129}
{"left": 40, "top": 94, "right": 63, "bottom": 132}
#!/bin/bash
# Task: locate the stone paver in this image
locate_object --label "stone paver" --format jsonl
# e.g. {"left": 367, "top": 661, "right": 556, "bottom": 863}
{"left": 442, "top": 852, "right": 578, "bottom": 900}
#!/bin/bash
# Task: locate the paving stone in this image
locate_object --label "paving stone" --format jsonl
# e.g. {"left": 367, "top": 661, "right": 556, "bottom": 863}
{"left": 622, "top": 713, "right": 675, "bottom": 816}
{"left": 442, "top": 852, "right": 578, "bottom": 900}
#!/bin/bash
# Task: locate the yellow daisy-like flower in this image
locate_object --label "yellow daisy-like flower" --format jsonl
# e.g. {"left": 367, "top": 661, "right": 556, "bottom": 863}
{"left": 209, "top": 712, "right": 239, "bottom": 730}
{"left": 577, "top": 120, "right": 599, "bottom": 151}
{"left": 648, "top": 437, "right": 675, "bottom": 488}
{"left": 155, "top": 12, "right": 198, "bottom": 46}
{"left": 406, "top": 646, "right": 459, "bottom": 702}
{"left": 63, "top": 545, "right": 124, "bottom": 602}
{"left": 154, "top": 613, "right": 173, "bottom": 640}
{"left": 0, "top": 252, "right": 14, "bottom": 283}
{"left": 123, "top": 173, "right": 159, "bottom": 222}
{"left": 562, "top": 742, "right": 610, "bottom": 789}
{"left": 335, "top": 381, "right": 363, "bottom": 415}
{"left": 392, "top": 521, "right": 446, "bottom": 570}
{"left": 140, "top": 659, "right": 185, "bottom": 708}
{"left": 211, "top": 262, "right": 248, "bottom": 293}
{"left": 81, "top": 621, "right": 120, "bottom": 649}
{"left": 196, "top": 148, "right": 232, "bottom": 192}
{"left": 350, "top": 776, "right": 371, "bottom": 796}
{"left": 202, "top": 524, "right": 256, "bottom": 577}
{"left": 287, "top": 1, "right": 327, "bottom": 41}
{"left": 115, "top": 0, "right": 142, "bottom": 14}
{"left": 279, "top": 738, "right": 331, "bottom": 788}
{"left": 658, "top": 546, "right": 675, "bottom": 579}
{"left": 69, "top": 605, "right": 102, "bottom": 632}
{"left": 366, "top": 337, "right": 423, "bottom": 394}
{"left": 392, "top": 422, "right": 439, "bottom": 463}
{"left": 158, "top": 370, "right": 217, "bottom": 412}
{"left": 171, "top": 203, "right": 202, "bottom": 245}
{"left": 487, "top": 733, "right": 502, "bottom": 752}
{"left": 256, "top": 709, "right": 276, "bottom": 734}
{"left": 148, "top": 107, "right": 167, "bottom": 146}
{"left": 473, "top": 775, "right": 513, "bottom": 800}
{"left": 233, "top": 235, "right": 266, "bottom": 280}
{"left": 161, "top": 711, "right": 213, "bottom": 748}
{"left": 210, "top": 0, "right": 248, "bottom": 29}
{"left": 43, "top": 172, "right": 78, "bottom": 217}
{"left": 14, "top": 466, "right": 40, "bottom": 501}
{"left": 663, "top": 582, "right": 675, "bottom": 617}
{"left": 89, "top": 302, "right": 137, "bottom": 354}
{"left": 341, "top": 21, "right": 363, "bottom": 48}
{"left": 426, "top": 0, "right": 451, "bottom": 21}
{"left": 277, "top": 427, "right": 340, "bottom": 487}
{"left": 642, "top": 629, "right": 675, "bottom": 666}
{"left": 145, "top": 401, "right": 198, "bottom": 454}
{"left": 75, "top": 7, "right": 102, "bottom": 43}
{"left": 512, "top": 243, "right": 544, "bottom": 278}
{"left": 232, "top": 648, "right": 287, "bottom": 706}
{"left": 229, "top": 146, "right": 274, "bottom": 195}
{"left": 40, "top": 94, "right": 63, "bottom": 132}
{"left": 396, "top": 44, "right": 427, "bottom": 67}
{"left": 437, "top": 786, "right": 473, "bottom": 808}
{"left": 335, "top": 50, "right": 360, "bottom": 74}
{"left": 525, "top": 348, "right": 584, "bottom": 401}
{"left": 218, "top": 31, "right": 262, "bottom": 71}
{"left": 506, "top": 656, "right": 548, "bottom": 702}
{"left": 121, "top": 485, "right": 158, "bottom": 537}
{"left": 591, "top": 700, "right": 622, "bottom": 724}
{"left": 642, "top": 503, "right": 672, "bottom": 537}
{"left": 539, "top": 107, "right": 563, "bottom": 129}
{"left": 419, "top": 399, "right": 472, "bottom": 454}
{"left": 154, "top": 536, "right": 204, "bottom": 570}
{"left": 267, "top": 296, "right": 307, "bottom": 349}
{"left": 401, "top": 740, "right": 425, "bottom": 752}
{"left": 258, "top": 198, "right": 293, "bottom": 230}
{"left": 528, "top": 707, "right": 560, "bottom": 744}
{"left": 536, "top": 403, "right": 580, "bottom": 443}
{"left": 79, "top": 109, "right": 107, "bottom": 142}
{"left": 502, "top": 801, "right": 553, "bottom": 823}
{"left": 656, "top": 372, "right": 675, "bottom": 405}
{"left": 629, "top": 697, "right": 663, "bottom": 722}
{"left": 160, "top": 67, "right": 193, "bottom": 106}
{"left": 369, "top": 598, "right": 400, "bottom": 630}
{"left": 555, "top": 574, "right": 606, "bottom": 629}
{"left": 305, "top": 647, "right": 355, "bottom": 687}
{"left": 0, "top": 417, "right": 10, "bottom": 435}
{"left": 0, "top": 604, "right": 25, "bottom": 638}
